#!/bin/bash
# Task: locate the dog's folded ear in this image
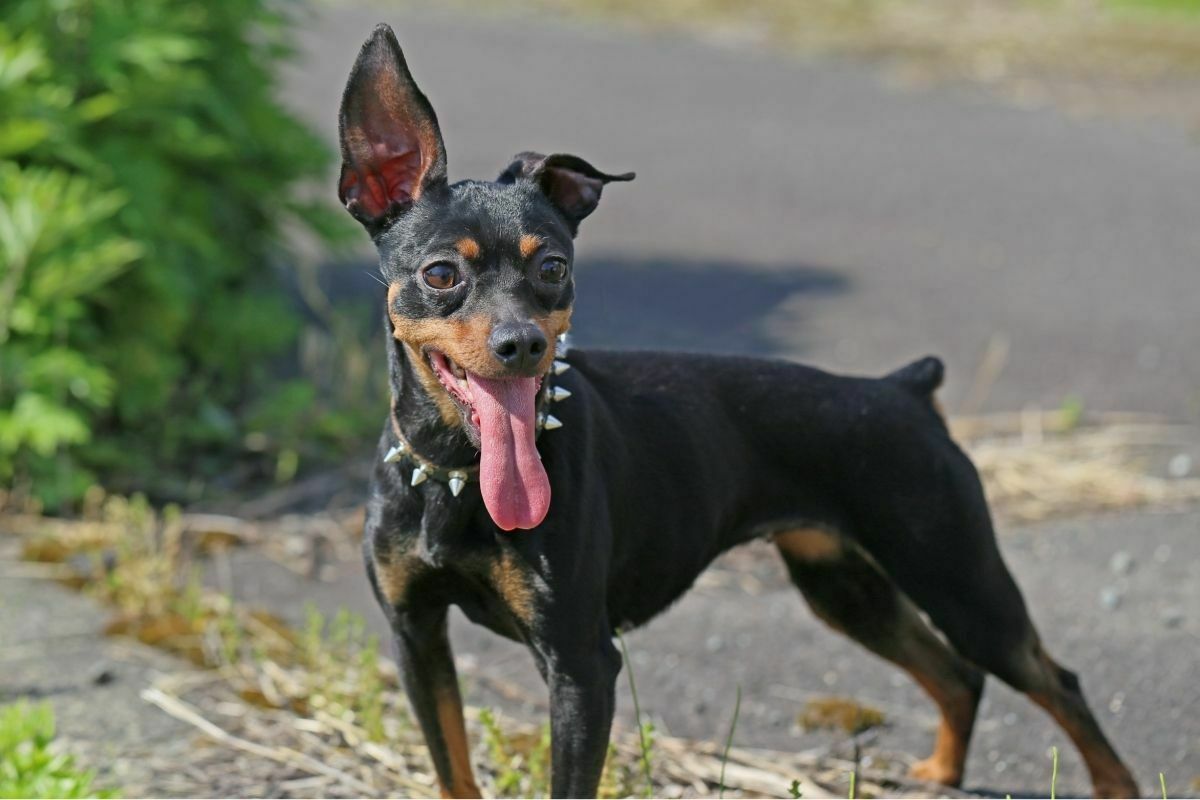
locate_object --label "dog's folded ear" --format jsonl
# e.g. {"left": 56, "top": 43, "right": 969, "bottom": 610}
{"left": 338, "top": 24, "right": 447, "bottom": 233}
{"left": 499, "top": 152, "right": 634, "bottom": 233}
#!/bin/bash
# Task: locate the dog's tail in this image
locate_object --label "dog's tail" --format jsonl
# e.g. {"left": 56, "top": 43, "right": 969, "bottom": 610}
{"left": 885, "top": 355, "right": 944, "bottom": 397}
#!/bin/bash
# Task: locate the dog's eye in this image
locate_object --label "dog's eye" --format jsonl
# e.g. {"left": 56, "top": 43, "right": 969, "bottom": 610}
{"left": 421, "top": 262, "right": 460, "bottom": 290}
{"left": 538, "top": 257, "right": 568, "bottom": 284}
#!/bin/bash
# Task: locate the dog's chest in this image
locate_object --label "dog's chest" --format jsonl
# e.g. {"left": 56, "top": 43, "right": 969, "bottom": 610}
{"left": 371, "top": 521, "right": 544, "bottom": 638}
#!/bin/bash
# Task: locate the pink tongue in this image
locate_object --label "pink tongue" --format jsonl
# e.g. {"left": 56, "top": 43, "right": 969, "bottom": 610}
{"left": 466, "top": 373, "right": 551, "bottom": 530}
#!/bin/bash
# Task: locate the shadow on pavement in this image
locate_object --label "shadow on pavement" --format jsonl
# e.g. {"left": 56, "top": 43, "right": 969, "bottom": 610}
{"left": 317, "top": 252, "right": 852, "bottom": 357}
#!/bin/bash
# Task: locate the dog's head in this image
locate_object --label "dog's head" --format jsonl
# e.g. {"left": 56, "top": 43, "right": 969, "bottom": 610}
{"left": 337, "top": 24, "right": 633, "bottom": 530}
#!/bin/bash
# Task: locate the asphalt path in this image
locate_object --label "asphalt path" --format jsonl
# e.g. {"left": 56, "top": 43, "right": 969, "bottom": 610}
{"left": 267, "top": 4, "right": 1200, "bottom": 796}
{"left": 287, "top": 4, "right": 1200, "bottom": 420}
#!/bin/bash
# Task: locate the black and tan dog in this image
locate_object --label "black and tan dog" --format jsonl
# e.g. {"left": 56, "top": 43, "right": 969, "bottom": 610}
{"left": 340, "top": 24, "right": 1138, "bottom": 799}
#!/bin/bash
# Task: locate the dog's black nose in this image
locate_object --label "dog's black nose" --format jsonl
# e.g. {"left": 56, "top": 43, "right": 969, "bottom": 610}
{"left": 489, "top": 321, "right": 548, "bottom": 372}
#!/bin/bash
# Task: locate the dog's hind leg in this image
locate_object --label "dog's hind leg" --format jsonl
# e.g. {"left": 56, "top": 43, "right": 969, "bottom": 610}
{"left": 851, "top": 445, "right": 1139, "bottom": 798}
{"left": 897, "top": 556, "right": 1138, "bottom": 798}
{"left": 775, "top": 529, "right": 984, "bottom": 787}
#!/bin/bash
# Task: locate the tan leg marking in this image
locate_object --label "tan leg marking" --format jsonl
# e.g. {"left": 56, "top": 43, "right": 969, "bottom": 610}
{"left": 908, "top": 670, "right": 977, "bottom": 786}
{"left": 1022, "top": 647, "right": 1139, "bottom": 798}
{"left": 774, "top": 527, "right": 843, "bottom": 561}
{"left": 434, "top": 684, "right": 482, "bottom": 798}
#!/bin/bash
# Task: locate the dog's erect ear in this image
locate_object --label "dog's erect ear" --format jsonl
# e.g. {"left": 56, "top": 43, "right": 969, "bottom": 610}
{"left": 498, "top": 152, "right": 634, "bottom": 233}
{"left": 338, "top": 24, "right": 447, "bottom": 232}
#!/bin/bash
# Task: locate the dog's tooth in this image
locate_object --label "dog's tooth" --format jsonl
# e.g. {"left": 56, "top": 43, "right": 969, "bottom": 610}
{"left": 411, "top": 464, "right": 431, "bottom": 486}
{"left": 552, "top": 359, "right": 571, "bottom": 375}
{"left": 447, "top": 470, "right": 467, "bottom": 498}
{"left": 550, "top": 386, "right": 572, "bottom": 402}
{"left": 542, "top": 413, "right": 563, "bottom": 430}
{"left": 384, "top": 443, "right": 407, "bottom": 463}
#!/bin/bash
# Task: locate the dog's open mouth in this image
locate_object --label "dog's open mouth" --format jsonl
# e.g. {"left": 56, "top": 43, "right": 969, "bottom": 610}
{"left": 427, "top": 350, "right": 550, "bottom": 531}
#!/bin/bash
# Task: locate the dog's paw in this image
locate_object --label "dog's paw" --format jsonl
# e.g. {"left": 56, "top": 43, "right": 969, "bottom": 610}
{"left": 1092, "top": 775, "right": 1140, "bottom": 799}
{"left": 908, "top": 756, "right": 963, "bottom": 787}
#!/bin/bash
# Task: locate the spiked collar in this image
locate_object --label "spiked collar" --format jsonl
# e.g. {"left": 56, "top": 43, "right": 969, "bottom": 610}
{"left": 383, "top": 338, "right": 572, "bottom": 496}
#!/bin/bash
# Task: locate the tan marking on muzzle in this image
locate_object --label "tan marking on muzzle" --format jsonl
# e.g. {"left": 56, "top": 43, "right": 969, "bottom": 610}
{"left": 387, "top": 284, "right": 489, "bottom": 426}
{"left": 538, "top": 308, "right": 572, "bottom": 364}
{"left": 388, "top": 283, "right": 573, "bottom": 393}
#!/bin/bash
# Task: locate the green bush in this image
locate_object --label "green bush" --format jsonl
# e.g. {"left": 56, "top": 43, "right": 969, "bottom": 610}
{"left": 0, "top": 1, "right": 355, "bottom": 507}
{"left": 0, "top": 701, "right": 117, "bottom": 798}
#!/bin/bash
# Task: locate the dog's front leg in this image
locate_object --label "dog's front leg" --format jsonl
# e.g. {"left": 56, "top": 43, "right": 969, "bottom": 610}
{"left": 392, "top": 605, "right": 482, "bottom": 799}
{"left": 534, "top": 628, "right": 622, "bottom": 798}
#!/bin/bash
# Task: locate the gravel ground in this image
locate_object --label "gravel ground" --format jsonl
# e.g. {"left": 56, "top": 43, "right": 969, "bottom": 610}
{"left": 224, "top": 506, "right": 1200, "bottom": 799}
{"left": 0, "top": 575, "right": 248, "bottom": 797}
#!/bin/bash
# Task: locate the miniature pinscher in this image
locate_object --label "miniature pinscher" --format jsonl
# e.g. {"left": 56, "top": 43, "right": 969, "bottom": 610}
{"left": 339, "top": 24, "right": 1138, "bottom": 798}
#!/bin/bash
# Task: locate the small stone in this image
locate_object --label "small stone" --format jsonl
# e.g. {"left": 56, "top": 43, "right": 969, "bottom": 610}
{"left": 1099, "top": 587, "right": 1122, "bottom": 611}
{"left": 1109, "top": 551, "right": 1134, "bottom": 576}
{"left": 90, "top": 664, "right": 116, "bottom": 686}
{"left": 1161, "top": 607, "right": 1184, "bottom": 629}
{"left": 1109, "top": 692, "right": 1125, "bottom": 713}
{"left": 1167, "top": 453, "right": 1193, "bottom": 479}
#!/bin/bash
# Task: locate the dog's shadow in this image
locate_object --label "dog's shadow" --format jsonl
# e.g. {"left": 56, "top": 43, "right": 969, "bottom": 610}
{"left": 571, "top": 253, "right": 849, "bottom": 355}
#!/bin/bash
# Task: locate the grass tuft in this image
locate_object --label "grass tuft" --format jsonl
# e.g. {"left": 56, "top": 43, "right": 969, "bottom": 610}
{"left": 717, "top": 685, "right": 742, "bottom": 799}
{"left": 615, "top": 630, "right": 655, "bottom": 798}
{"left": 0, "top": 702, "right": 118, "bottom": 799}
{"left": 799, "top": 696, "right": 886, "bottom": 735}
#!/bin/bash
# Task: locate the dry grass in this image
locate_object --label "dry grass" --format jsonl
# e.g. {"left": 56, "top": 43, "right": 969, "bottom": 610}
{"left": 799, "top": 697, "right": 887, "bottom": 737}
{"left": 139, "top": 671, "right": 956, "bottom": 799}
{"left": 955, "top": 411, "right": 1200, "bottom": 524}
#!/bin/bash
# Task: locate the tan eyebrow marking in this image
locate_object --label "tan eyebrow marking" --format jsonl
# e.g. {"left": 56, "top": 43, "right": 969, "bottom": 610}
{"left": 455, "top": 237, "right": 481, "bottom": 260}
{"left": 518, "top": 234, "right": 542, "bottom": 259}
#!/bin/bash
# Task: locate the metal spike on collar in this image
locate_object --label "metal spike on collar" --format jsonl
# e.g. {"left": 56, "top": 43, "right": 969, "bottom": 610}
{"left": 556, "top": 332, "right": 571, "bottom": 357}
{"left": 550, "top": 385, "right": 572, "bottom": 402}
{"left": 447, "top": 470, "right": 467, "bottom": 498}
{"left": 384, "top": 442, "right": 407, "bottom": 463}
{"left": 540, "top": 412, "right": 563, "bottom": 431}
{"left": 552, "top": 359, "right": 571, "bottom": 376}
{"left": 410, "top": 464, "right": 431, "bottom": 486}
